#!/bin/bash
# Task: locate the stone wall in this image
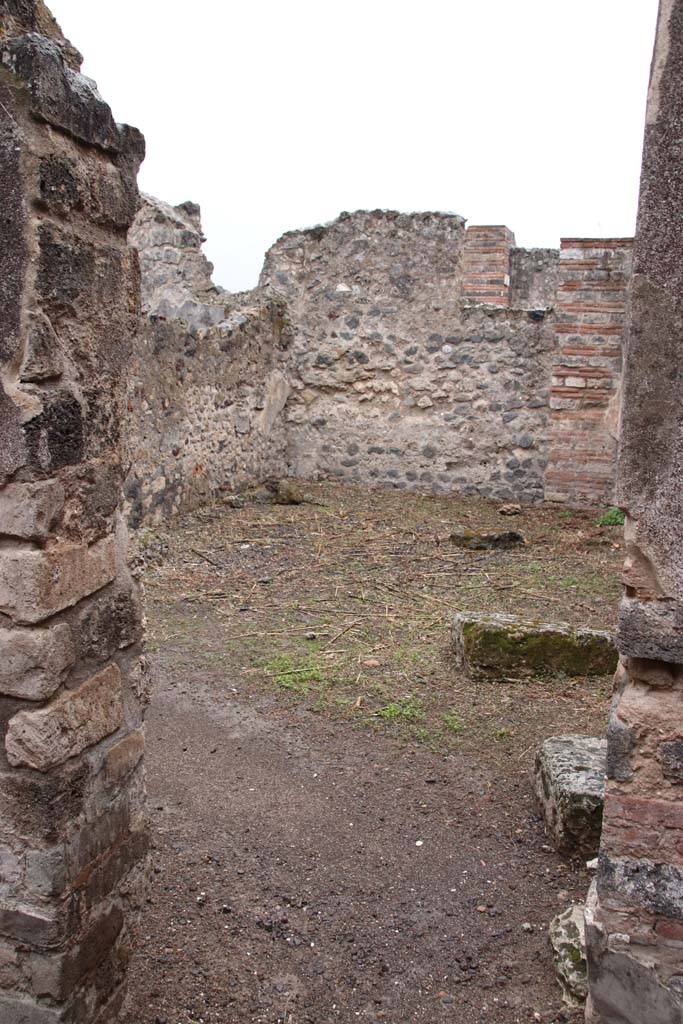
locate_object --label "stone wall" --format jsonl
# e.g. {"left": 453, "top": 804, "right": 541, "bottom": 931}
{"left": 125, "top": 196, "right": 291, "bottom": 526}
{"left": 0, "top": 4, "right": 148, "bottom": 1021}
{"left": 127, "top": 202, "right": 635, "bottom": 517}
{"left": 545, "top": 239, "right": 633, "bottom": 507}
{"left": 585, "top": 2, "right": 683, "bottom": 1021}
{"left": 260, "top": 210, "right": 559, "bottom": 504}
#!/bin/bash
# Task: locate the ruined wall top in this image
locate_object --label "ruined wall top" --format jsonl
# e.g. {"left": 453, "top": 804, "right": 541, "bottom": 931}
{"left": 260, "top": 209, "right": 467, "bottom": 316}
{"left": 1, "top": 0, "right": 82, "bottom": 69}
{"left": 129, "top": 194, "right": 227, "bottom": 325}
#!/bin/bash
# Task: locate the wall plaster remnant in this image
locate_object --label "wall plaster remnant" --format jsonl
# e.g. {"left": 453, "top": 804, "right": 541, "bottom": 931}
{"left": 0, "top": 2, "right": 149, "bottom": 1020}
{"left": 584, "top": 1, "right": 683, "bottom": 1021}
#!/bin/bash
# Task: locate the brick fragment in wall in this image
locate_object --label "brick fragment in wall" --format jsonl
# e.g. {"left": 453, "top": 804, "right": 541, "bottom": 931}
{"left": 0, "top": 624, "right": 75, "bottom": 700}
{"left": 5, "top": 664, "right": 123, "bottom": 772}
{"left": 0, "top": 480, "right": 65, "bottom": 540}
{"left": 0, "top": 535, "right": 117, "bottom": 624}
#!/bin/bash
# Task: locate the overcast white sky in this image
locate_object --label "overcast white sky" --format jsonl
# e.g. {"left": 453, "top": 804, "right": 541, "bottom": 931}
{"left": 49, "top": 1, "right": 659, "bottom": 292}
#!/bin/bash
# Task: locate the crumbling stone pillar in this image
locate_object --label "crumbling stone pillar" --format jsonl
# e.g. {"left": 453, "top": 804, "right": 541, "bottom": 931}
{"left": 585, "top": 2, "right": 683, "bottom": 1021}
{"left": 0, "top": 4, "right": 148, "bottom": 1021}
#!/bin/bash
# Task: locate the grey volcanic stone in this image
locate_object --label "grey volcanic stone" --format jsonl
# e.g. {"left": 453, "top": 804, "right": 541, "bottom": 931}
{"left": 534, "top": 735, "right": 606, "bottom": 857}
{"left": 549, "top": 904, "right": 588, "bottom": 1005}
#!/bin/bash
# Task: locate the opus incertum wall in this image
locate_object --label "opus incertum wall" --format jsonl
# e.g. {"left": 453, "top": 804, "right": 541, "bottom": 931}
{"left": 0, "top": 4, "right": 149, "bottom": 1021}
{"left": 585, "top": 2, "right": 683, "bottom": 1021}
{"left": 127, "top": 201, "right": 634, "bottom": 524}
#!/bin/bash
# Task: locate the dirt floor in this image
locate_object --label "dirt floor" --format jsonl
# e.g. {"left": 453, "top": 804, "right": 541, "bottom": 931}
{"left": 121, "top": 481, "right": 624, "bottom": 1024}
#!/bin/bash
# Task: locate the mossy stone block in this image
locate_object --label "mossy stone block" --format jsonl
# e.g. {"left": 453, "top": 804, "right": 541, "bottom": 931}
{"left": 452, "top": 611, "right": 617, "bottom": 681}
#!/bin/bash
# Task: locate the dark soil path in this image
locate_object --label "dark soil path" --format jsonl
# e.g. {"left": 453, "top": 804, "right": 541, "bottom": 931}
{"left": 121, "top": 482, "right": 623, "bottom": 1024}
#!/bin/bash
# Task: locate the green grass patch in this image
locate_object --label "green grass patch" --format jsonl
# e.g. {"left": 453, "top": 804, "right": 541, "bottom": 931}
{"left": 442, "top": 710, "right": 465, "bottom": 735}
{"left": 596, "top": 507, "right": 625, "bottom": 527}
{"left": 263, "top": 652, "right": 325, "bottom": 695}
{"left": 376, "top": 694, "right": 425, "bottom": 722}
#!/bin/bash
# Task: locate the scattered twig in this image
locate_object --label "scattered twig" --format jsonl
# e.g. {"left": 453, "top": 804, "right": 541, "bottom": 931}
{"left": 190, "top": 548, "right": 228, "bottom": 570}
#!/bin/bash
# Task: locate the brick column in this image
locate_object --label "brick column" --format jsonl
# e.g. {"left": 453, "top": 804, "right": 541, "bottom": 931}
{"left": 544, "top": 238, "right": 632, "bottom": 507}
{"left": 585, "top": 2, "right": 683, "bottom": 1021}
{"left": 462, "top": 225, "right": 515, "bottom": 306}
{"left": 0, "top": 6, "right": 148, "bottom": 1022}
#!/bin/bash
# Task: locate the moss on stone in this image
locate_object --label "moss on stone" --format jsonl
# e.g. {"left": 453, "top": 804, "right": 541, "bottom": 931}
{"left": 457, "top": 613, "right": 617, "bottom": 681}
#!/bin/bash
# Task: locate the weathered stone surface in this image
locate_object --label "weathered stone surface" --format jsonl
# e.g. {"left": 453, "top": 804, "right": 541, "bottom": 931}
{"left": 598, "top": 852, "right": 683, "bottom": 921}
{"left": 0, "top": 78, "right": 26, "bottom": 368}
{"left": 0, "top": 992, "right": 65, "bottom": 1023}
{"left": 5, "top": 664, "right": 123, "bottom": 771}
{"left": 549, "top": 904, "right": 588, "bottom": 1005}
{"left": 0, "top": 623, "right": 75, "bottom": 700}
{"left": 103, "top": 729, "right": 144, "bottom": 786}
{"left": 534, "top": 735, "right": 606, "bottom": 857}
{"left": 0, "top": 35, "right": 120, "bottom": 151}
{"left": 449, "top": 528, "right": 525, "bottom": 550}
{"left": 0, "top": 535, "right": 117, "bottom": 624}
{"left": 618, "top": 595, "right": 683, "bottom": 663}
{"left": 19, "top": 311, "right": 63, "bottom": 382}
{"left": 28, "top": 904, "right": 123, "bottom": 1000}
{"left": 73, "top": 582, "right": 142, "bottom": 663}
{"left": 0, "top": 479, "right": 64, "bottom": 539}
{"left": 0, "top": 903, "right": 64, "bottom": 947}
{"left": 0, "top": 762, "right": 88, "bottom": 844}
{"left": 453, "top": 611, "right": 617, "bottom": 681}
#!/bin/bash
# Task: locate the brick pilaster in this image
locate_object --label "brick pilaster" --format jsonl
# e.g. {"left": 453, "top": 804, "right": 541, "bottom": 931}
{"left": 544, "top": 238, "right": 633, "bottom": 507}
{"left": 462, "top": 225, "right": 515, "bottom": 306}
